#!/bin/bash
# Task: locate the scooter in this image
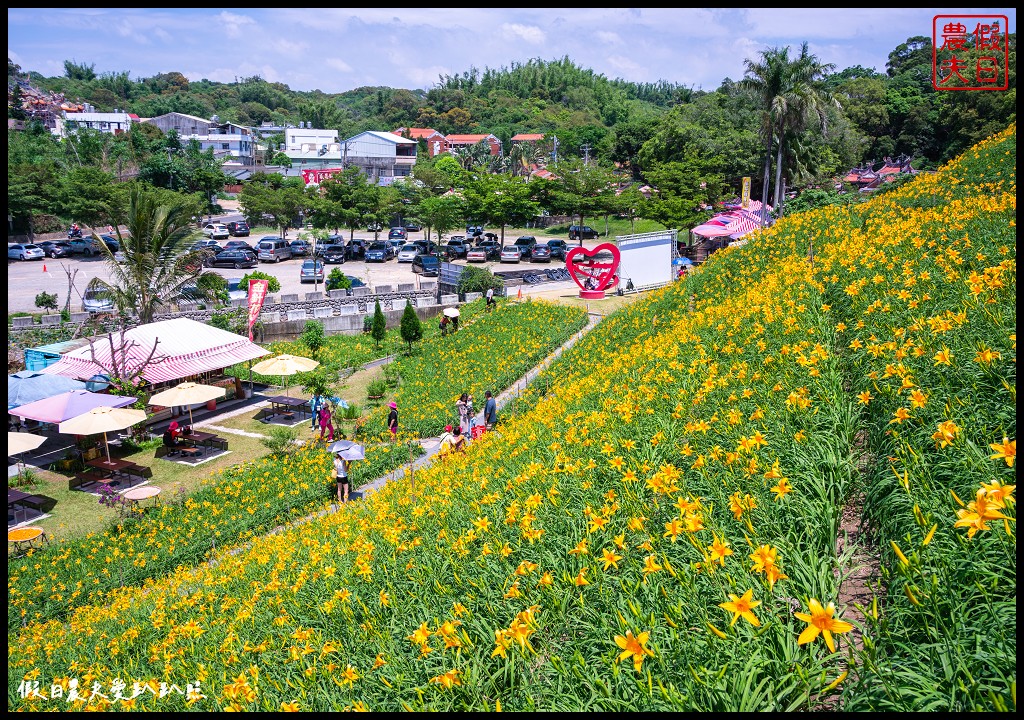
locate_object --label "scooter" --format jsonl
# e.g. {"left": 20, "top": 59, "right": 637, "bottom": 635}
{"left": 67, "top": 227, "right": 83, "bottom": 240}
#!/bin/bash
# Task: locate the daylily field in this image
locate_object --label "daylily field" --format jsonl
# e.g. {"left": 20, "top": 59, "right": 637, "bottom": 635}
{"left": 8, "top": 127, "right": 1015, "bottom": 711}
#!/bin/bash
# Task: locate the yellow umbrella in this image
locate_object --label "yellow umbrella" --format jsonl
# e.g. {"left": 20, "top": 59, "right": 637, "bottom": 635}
{"left": 7, "top": 432, "right": 46, "bottom": 456}
{"left": 251, "top": 354, "right": 320, "bottom": 397}
{"left": 59, "top": 405, "right": 147, "bottom": 466}
{"left": 148, "top": 381, "right": 226, "bottom": 428}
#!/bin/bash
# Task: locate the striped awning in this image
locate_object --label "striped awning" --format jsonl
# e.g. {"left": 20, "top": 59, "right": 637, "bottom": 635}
{"left": 40, "top": 318, "right": 270, "bottom": 384}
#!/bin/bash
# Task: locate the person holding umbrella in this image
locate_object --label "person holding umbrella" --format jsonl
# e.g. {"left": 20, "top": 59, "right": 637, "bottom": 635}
{"left": 334, "top": 451, "right": 349, "bottom": 502}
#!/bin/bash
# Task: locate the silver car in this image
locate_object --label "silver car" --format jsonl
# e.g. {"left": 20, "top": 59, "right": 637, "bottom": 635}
{"left": 8, "top": 243, "right": 45, "bottom": 261}
{"left": 397, "top": 243, "right": 420, "bottom": 263}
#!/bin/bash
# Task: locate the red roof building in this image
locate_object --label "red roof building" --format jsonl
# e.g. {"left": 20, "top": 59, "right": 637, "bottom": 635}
{"left": 511, "top": 133, "right": 545, "bottom": 142}
{"left": 393, "top": 127, "right": 448, "bottom": 157}
{"left": 445, "top": 133, "right": 502, "bottom": 156}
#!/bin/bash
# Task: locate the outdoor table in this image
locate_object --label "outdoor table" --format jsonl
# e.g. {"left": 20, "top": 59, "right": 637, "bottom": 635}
{"left": 180, "top": 430, "right": 217, "bottom": 455}
{"left": 8, "top": 489, "right": 32, "bottom": 524}
{"left": 122, "top": 485, "right": 161, "bottom": 510}
{"left": 86, "top": 457, "right": 134, "bottom": 474}
{"left": 8, "top": 526, "right": 48, "bottom": 555}
{"left": 265, "top": 396, "right": 310, "bottom": 422}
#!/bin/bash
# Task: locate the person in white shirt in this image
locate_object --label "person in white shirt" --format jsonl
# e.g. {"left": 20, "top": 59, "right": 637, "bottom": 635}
{"left": 334, "top": 453, "right": 349, "bottom": 502}
{"left": 485, "top": 286, "right": 495, "bottom": 310}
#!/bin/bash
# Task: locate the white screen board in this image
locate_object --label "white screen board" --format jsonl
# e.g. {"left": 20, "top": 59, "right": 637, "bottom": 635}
{"left": 616, "top": 230, "right": 677, "bottom": 290}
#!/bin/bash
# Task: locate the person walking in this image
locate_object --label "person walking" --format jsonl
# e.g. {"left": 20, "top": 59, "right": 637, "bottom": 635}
{"left": 334, "top": 452, "right": 349, "bottom": 502}
{"left": 309, "top": 394, "right": 321, "bottom": 431}
{"left": 387, "top": 401, "right": 399, "bottom": 442}
{"left": 485, "top": 286, "right": 495, "bottom": 311}
{"left": 318, "top": 401, "right": 335, "bottom": 441}
{"left": 483, "top": 390, "right": 498, "bottom": 429}
{"left": 456, "top": 393, "right": 470, "bottom": 434}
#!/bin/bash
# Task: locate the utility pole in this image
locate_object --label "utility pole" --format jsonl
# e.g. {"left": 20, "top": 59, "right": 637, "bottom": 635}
{"left": 581, "top": 143, "right": 591, "bottom": 166}
{"left": 551, "top": 136, "right": 558, "bottom": 164}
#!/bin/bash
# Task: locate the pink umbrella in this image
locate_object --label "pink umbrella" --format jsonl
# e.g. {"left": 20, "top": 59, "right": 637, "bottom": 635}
{"left": 8, "top": 390, "right": 137, "bottom": 424}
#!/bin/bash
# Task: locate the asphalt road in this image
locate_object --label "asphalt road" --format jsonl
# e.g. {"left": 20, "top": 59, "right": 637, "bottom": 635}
{"left": 8, "top": 214, "right": 576, "bottom": 314}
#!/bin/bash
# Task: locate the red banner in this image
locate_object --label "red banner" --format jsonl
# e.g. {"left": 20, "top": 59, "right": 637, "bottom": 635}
{"left": 300, "top": 167, "right": 344, "bottom": 185}
{"left": 247, "top": 279, "right": 270, "bottom": 340}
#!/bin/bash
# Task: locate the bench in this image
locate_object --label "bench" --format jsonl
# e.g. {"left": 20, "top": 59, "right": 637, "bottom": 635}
{"left": 70, "top": 470, "right": 107, "bottom": 491}
{"left": 122, "top": 464, "right": 153, "bottom": 482}
{"left": 178, "top": 447, "right": 202, "bottom": 459}
{"left": 207, "top": 436, "right": 229, "bottom": 451}
{"left": 22, "top": 495, "right": 57, "bottom": 513}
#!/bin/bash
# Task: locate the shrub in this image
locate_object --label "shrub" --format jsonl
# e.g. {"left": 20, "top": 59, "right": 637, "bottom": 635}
{"left": 34, "top": 292, "right": 58, "bottom": 312}
{"left": 371, "top": 300, "right": 386, "bottom": 349}
{"left": 457, "top": 264, "right": 504, "bottom": 295}
{"left": 259, "top": 425, "right": 298, "bottom": 455}
{"left": 367, "top": 377, "right": 387, "bottom": 399}
{"left": 325, "top": 268, "right": 352, "bottom": 292}
{"left": 240, "top": 270, "right": 281, "bottom": 294}
{"left": 399, "top": 301, "right": 423, "bottom": 353}
{"left": 300, "top": 320, "right": 326, "bottom": 358}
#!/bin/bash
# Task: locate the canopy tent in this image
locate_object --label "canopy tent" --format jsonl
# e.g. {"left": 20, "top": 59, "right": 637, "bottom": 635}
{"left": 9, "top": 390, "right": 137, "bottom": 424}
{"left": 692, "top": 209, "right": 767, "bottom": 240}
{"left": 8, "top": 370, "right": 86, "bottom": 409}
{"left": 39, "top": 318, "right": 270, "bottom": 385}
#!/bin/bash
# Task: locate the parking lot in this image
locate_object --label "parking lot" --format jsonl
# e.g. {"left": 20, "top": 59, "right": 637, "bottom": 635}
{"left": 7, "top": 219, "right": 583, "bottom": 314}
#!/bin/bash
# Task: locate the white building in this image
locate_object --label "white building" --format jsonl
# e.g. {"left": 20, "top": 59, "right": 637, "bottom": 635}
{"left": 289, "top": 128, "right": 417, "bottom": 185}
{"left": 58, "top": 109, "right": 135, "bottom": 137}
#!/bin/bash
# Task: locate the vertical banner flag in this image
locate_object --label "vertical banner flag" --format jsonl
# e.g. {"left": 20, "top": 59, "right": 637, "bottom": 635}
{"left": 247, "top": 279, "right": 270, "bottom": 340}
{"left": 741, "top": 177, "right": 751, "bottom": 209}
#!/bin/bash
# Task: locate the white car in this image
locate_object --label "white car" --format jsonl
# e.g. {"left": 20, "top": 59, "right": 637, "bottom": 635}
{"left": 8, "top": 244, "right": 45, "bottom": 261}
{"left": 203, "top": 223, "right": 230, "bottom": 240}
{"left": 499, "top": 246, "right": 522, "bottom": 263}
{"left": 397, "top": 243, "right": 420, "bottom": 263}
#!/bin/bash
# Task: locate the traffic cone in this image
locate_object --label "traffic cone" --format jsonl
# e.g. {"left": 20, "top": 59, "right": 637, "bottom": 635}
{"left": 43, "top": 264, "right": 47, "bottom": 273}
{"left": 517, "top": 287, "right": 522, "bottom": 301}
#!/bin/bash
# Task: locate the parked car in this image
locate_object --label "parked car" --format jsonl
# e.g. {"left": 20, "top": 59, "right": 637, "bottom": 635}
{"left": 568, "top": 225, "right": 599, "bottom": 241}
{"left": 223, "top": 239, "right": 254, "bottom": 252}
{"left": 346, "top": 239, "right": 368, "bottom": 261}
{"left": 446, "top": 238, "right": 469, "bottom": 258}
{"left": 224, "top": 278, "right": 248, "bottom": 303}
{"left": 386, "top": 237, "right": 407, "bottom": 253}
{"left": 466, "top": 225, "right": 484, "bottom": 238}
{"left": 481, "top": 232, "right": 499, "bottom": 244}
{"left": 388, "top": 227, "right": 408, "bottom": 241}
{"left": 8, "top": 243, "right": 45, "bottom": 261}
{"left": 70, "top": 235, "right": 119, "bottom": 256}
{"left": 289, "top": 239, "right": 311, "bottom": 257}
{"left": 411, "top": 254, "right": 440, "bottom": 276}
{"left": 546, "top": 238, "right": 569, "bottom": 260}
{"left": 206, "top": 250, "right": 259, "bottom": 269}
{"left": 192, "top": 238, "right": 223, "bottom": 253}
{"left": 500, "top": 246, "right": 522, "bottom": 263}
{"left": 365, "top": 241, "right": 395, "bottom": 262}
{"left": 403, "top": 220, "right": 421, "bottom": 233}
{"left": 320, "top": 244, "right": 348, "bottom": 264}
{"left": 530, "top": 243, "right": 552, "bottom": 262}
{"left": 82, "top": 287, "right": 114, "bottom": 313}
{"left": 37, "top": 241, "right": 71, "bottom": 258}
{"left": 226, "top": 221, "right": 250, "bottom": 237}
{"left": 513, "top": 235, "right": 538, "bottom": 259}
{"left": 366, "top": 221, "right": 383, "bottom": 233}
{"left": 203, "top": 223, "right": 230, "bottom": 240}
{"left": 397, "top": 243, "right": 420, "bottom": 263}
{"left": 299, "top": 259, "right": 325, "bottom": 283}
{"left": 468, "top": 241, "right": 501, "bottom": 262}
{"left": 256, "top": 237, "right": 292, "bottom": 263}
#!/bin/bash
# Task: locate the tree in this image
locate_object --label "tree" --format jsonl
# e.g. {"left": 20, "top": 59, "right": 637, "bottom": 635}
{"left": 457, "top": 265, "right": 503, "bottom": 295}
{"left": 239, "top": 173, "right": 309, "bottom": 238}
{"left": 417, "top": 194, "right": 465, "bottom": 243}
{"left": 399, "top": 302, "right": 423, "bottom": 354}
{"left": 34, "top": 291, "right": 58, "bottom": 312}
{"left": 463, "top": 172, "right": 540, "bottom": 247}
{"left": 300, "top": 320, "right": 326, "bottom": 359}
{"left": 370, "top": 300, "right": 386, "bottom": 350}
{"left": 86, "top": 185, "right": 209, "bottom": 324}
{"left": 325, "top": 268, "right": 352, "bottom": 292}
{"left": 548, "top": 159, "right": 617, "bottom": 245}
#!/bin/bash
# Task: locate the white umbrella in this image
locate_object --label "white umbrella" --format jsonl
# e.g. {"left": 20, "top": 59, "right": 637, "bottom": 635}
{"left": 148, "top": 381, "right": 226, "bottom": 428}
{"left": 333, "top": 443, "right": 365, "bottom": 461}
{"left": 443, "top": 307, "right": 460, "bottom": 318}
{"left": 7, "top": 432, "right": 46, "bottom": 456}
{"left": 251, "top": 354, "right": 320, "bottom": 397}
{"left": 8, "top": 432, "right": 47, "bottom": 485}
{"left": 59, "top": 405, "right": 147, "bottom": 465}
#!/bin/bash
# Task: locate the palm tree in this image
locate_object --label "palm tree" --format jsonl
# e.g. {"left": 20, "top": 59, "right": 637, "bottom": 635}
{"left": 88, "top": 186, "right": 210, "bottom": 325}
{"left": 742, "top": 43, "right": 836, "bottom": 222}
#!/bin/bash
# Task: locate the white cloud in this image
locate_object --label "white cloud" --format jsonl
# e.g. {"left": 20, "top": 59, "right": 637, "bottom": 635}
{"left": 596, "top": 31, "right": 621, "bottom": 45}
{"left": 324, "top": 58, "right": 353, "bottom": 74}
{"left": 217, "top": 12, "right": 258, "bottom": 40}
{"left": 501, "top": 23, "right": 546, "bottom": 45}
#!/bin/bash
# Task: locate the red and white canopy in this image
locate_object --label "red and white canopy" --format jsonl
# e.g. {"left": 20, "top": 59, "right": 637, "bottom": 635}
{"left": 40, "top": 318, "right": 270, "bottom": 384}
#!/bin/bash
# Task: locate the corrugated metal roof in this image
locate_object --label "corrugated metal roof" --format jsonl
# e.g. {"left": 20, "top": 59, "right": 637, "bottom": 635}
{"left": 28, "top": 337, "right": 94, "bottom": 355}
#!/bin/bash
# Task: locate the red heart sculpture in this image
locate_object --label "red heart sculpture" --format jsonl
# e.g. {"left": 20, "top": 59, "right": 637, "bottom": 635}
{"left": 565, "top": 243, "right": 621, "bottom": 293}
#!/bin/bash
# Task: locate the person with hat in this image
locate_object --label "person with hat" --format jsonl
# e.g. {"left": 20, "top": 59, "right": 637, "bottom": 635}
{"left": 438, "top": 424, "right": 466, "bottom": 456}
{"left": 387, "top": 401, "right": 398, "bottom": 442}
{"left": 168, "top": 421, "right": 182, "bottom": 442}
{"left": 334, "top": 451, "right": 349, "bottom": 502}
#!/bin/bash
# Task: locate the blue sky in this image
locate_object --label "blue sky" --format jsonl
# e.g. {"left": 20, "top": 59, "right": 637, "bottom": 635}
{"left": 7, "top": 8, "right": 1016, "bottom": 93}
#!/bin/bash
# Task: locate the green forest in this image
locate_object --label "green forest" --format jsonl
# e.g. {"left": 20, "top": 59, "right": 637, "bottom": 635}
{"left": 7, "top": 33, "right": 1016, "bottom": 237}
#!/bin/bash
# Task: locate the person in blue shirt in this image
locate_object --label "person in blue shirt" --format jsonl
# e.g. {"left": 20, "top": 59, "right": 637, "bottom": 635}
{"left": 483, "top": 390, "right": 498, "bottom": 429}
{"left": 309, "top": 394, "right": 321, "bottom": 431}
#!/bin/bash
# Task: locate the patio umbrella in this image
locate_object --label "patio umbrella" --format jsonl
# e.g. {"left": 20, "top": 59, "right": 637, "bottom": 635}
{"left": 8, "top": 370, "right": 86, "bottom": 410}
{"left": 148, "top": 381, "right": 226, "bottom": 428}
{"left": 251, "top": 354, "right": 320, "bottom": 397}
{"left": 443, "top": 307, "right": 460, "bottom": 318}
{"left": 7, "top": 432, "right": 46, "bottom": 456}
{"left": 7, "top": 432, "right": 47, "bottom": 484}
{"left": 10, "top": 389, "right": 137, "bottom": 424}
{"left": 59, "top": 405, "right": 147, "bottom": 466}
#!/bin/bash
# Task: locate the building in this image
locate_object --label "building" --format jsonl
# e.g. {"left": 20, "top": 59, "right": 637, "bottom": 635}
{"left": 281, "top": 123, "right": 342, "bottom": 170}
{"left": 444, "top": 133, "right": 502, "bottom": 156}
{"left": 393, "top": 127, "right": 448, "bottom": 157}
{"left": 511, "top": 133, "right": 545, "bottom": 143}
{"left": 58, "top": 107, "right": 136, "bottom": 136}
{"left": 143, "top": 112, "right": 256, "bottom": 163}
{"left": 298, "top": 130, "right": 417, "bottom": 186}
